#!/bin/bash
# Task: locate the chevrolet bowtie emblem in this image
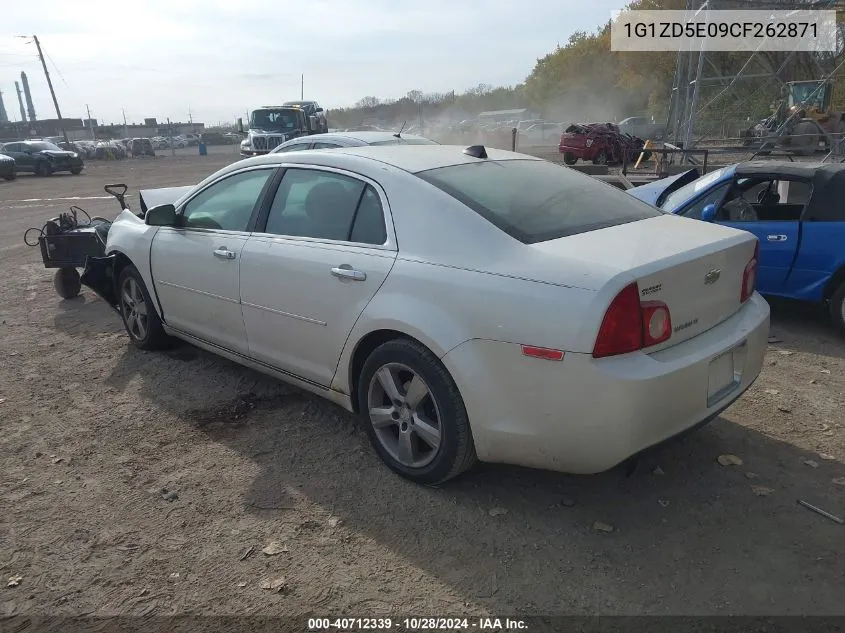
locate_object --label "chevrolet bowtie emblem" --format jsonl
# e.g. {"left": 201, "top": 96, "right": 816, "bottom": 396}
{"left": 704, "top": 269, "right": 721, "bottom": 285}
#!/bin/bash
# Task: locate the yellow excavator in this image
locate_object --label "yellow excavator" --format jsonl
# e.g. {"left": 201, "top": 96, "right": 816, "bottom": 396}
{"left": 743, "top": 79, "right": 845, "bottom": 155}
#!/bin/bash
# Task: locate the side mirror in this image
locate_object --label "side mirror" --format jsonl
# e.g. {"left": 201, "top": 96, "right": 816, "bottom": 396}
{"left": 145, "top": 203, "right": 178, "bottom": 227}
{"left": 309, "top": 115, "right": 318, "bottom": 131}
{"left": 237, "top": 118, "right": 245, "bottom": 134}
{"left": 700, "top": 203, "right": 717, "bottom": 222}
{"left": 315, "top": 107, "right": 324, "bottom": 113}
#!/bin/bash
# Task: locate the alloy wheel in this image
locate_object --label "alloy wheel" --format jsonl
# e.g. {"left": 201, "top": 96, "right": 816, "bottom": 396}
{"left": 120, "top": 277, "right": 149, "bottom": 341}
{"left": 366, "top": 362, "right": 443, "bottom": 468}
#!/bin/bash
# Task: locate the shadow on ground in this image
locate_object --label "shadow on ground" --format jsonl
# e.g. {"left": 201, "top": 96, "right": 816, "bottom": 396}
{"left": 53, "top": 291, "right": 845, "bottom": 615}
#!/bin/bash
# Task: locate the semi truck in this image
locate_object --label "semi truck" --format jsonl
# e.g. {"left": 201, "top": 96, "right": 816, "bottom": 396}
{"left": 238, "top": 103, "right": 327, "bottom": 157}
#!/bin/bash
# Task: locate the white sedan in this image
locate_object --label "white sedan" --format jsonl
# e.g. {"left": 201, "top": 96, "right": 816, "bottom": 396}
{"left": 82, "top": 145, "right": 770, "bottom": 484}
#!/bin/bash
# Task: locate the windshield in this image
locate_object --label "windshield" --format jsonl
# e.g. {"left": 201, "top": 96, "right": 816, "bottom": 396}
{"left": 250, "top": 109, "right": 299, "bottom": 132}
{"left": 661, "top": 167, "right": 727, "bottom": 212}
{"left": 789, "top": 82, "right": 825, "bottom": 109}
{"left": 28, "top": 141, "right": 63, "bottom": 152}
{"left": 417, "top": 159, "right": 662, "bottom": 244}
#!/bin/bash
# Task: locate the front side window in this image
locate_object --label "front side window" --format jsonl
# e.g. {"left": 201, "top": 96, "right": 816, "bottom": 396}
{"left": 417, "top": 159, "right": 661, "bottom": 244}
{"left": 311, "top": 142, "right": 342, "bottom": 149}
{"left": 181, "top": 168, "right": 274, "bottom": 231}
{"left": 263, "top": 168, "right": 386, "bottom": 244}
{"left": 28, "top": 142, "right": 62, "bottom": 152}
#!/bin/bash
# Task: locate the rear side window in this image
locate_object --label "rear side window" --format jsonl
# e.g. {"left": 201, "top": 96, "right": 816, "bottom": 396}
{"left": 417, "top": 159, "right": 661, "bottom": 244}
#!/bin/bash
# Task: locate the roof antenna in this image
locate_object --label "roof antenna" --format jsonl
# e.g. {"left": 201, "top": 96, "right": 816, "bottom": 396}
{"left": 394, "top": 120, "right": 407, "bottom": 138}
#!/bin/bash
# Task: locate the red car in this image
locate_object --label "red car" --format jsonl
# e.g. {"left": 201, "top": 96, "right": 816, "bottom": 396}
{"left": 558, "top": 122, "right": 650, "bottom": 166}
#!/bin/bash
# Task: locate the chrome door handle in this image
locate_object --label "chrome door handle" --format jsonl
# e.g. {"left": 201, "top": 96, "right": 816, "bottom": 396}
{"left": 213, "top": 247, "right": 236, "bottom": 260}
{"left": 331, "top": 265, "right": 366, "bottom": 281}
{"left": 766, "top": 234, "right": 788, "bottom": 242}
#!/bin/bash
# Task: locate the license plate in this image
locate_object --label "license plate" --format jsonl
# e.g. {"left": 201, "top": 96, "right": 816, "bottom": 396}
{"left": 707, "top": 342, "right": 745, "bottom": 406}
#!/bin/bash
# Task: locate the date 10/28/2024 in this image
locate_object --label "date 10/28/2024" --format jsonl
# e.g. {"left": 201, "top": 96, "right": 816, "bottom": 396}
{"left": 307, "top": 617, "right": 528, "bottom": 631}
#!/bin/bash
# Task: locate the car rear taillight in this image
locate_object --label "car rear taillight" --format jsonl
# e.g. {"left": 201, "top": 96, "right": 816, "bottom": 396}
{"left": 592, "top": 283, "right": 672, "bottom": 358}
{"left": 741, "top": 241, "right": 759, "bottom": 303}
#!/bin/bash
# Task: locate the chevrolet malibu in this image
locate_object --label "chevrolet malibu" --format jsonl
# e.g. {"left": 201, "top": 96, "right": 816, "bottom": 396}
{"left": 82, "top": 145, "right": 770, "bottom": 484}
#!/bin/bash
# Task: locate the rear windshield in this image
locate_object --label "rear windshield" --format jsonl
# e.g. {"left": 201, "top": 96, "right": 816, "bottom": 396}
{"left": 417, "top": 159, "right": 662, "bottom": 244}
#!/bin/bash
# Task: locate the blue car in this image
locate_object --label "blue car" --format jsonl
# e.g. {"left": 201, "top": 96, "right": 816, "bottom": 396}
{"left": 629, "top": 161, "right": 845, "bottom": 334}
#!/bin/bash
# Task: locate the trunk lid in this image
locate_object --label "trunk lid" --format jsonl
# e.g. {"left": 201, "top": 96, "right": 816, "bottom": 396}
{"left": 526, "top": 214, "right": 758, "bottom": 348}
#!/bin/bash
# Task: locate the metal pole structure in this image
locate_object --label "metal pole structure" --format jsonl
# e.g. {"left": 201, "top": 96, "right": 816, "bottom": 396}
{"left": 122, "top": 108, "right": 128, "bottom": 138}
{"left": 86, "top": 104, "right": 95, "bottom": 140}
{"left": 32, "top": 35, "right": 68, "bottom": 144}
{"left": 301, "top": 74, "right": 304, "bottom": 100}
{"left": 168, "top": 117, "right": 175, "bottom": 156}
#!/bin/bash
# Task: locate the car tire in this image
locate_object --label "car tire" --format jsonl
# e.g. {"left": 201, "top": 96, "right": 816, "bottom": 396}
{"left": 71, "top": 167, "right": 82, "bottom": 175}
{"left": 2, "top": 172, "right": 15, "bottom": 181}
{"left": 117, "top": 264, "right": 170, "bottom": 350}
{"left": 830, "top": 282, "right": 845, "bottom": 335}
{"left": 53, "top": 267, "right": 81, "bottom": 299}
{"left": 592, "top": 150, "right": 607, "bottom": 165}
{"left": 36, "top": 161, "right": 53, "bottom": 176}
{"left": 562, "top": 152, "right": 577, "bottom": 165}
{"left": 357, "top": 338, "right": 477, "bottom": 485}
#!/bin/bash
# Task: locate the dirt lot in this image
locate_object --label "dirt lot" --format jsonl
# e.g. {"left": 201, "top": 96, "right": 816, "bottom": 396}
{"left": 1, "top": 147, "right": 844, "bottom": 622}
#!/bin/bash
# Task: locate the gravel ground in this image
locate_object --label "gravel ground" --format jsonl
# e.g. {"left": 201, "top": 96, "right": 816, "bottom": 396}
{"left": 1, "top": 147, "right": 844, "bottom": 624}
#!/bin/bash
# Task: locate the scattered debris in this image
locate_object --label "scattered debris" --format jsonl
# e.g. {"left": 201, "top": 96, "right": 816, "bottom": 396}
{"left": 239, "top": 545, "right": 255, "bottom": 561}
{"left": 777, "top": 406, "right": 792, "bottom": 413}
{"left": 260, "top": 577, "right": 288, "bottom": 593}
{"left": 652, "top": 466, "right": 665, "bottom": 476}
{"left": 767, "top": 336, "right": 783, "bottom": 344}
{"left": 559, "top": 496, "right": 577, "bottom": 507}
{"left": 764, "top": 389, "right": 780, "bottom": 395}
{"left": 160, "top": 488, "right": 178, "bottom": 502}
{"left": 718, "top": 454, "right": 743, "bottom": 467}
{"left": 139, "top": 588, "right": 148, "bottom": 596}
{"left": 777, "top": 350, "right": 794, "bottom": 356}
{"left": 593, "top": 521, "right": 614, "bottom": 533}
{"left": 768, "top": 360, "right": 777, "bottom": 366}
{"left": 832, "top": 477, "right": 845, "bottom": 488}
{"left": 797, "top": 500, "right": 844, "bottom": 524}
{"left": 51, "top": 457, "right": 63, "bottom": 464}
{"left": 296, "top": 520, "right": 321, "bottom": 532}
{"left": 751, "top": 485, "right": 775, "bottom": 497}
{"left": 809, "top": 379, "right": 818, "bottom": 384}
{"left": 820, "top": 369, "right": 831, "bottom": 374}
{"left": 169, "top": 573, "right": 180, "bottom": 580}
{"left": 236, "top": 582, "right": 247, "bottom": 588}
{"left": 820, "top": 424, "right": 831, "bottom": 432}
{"left": 658, "top": 499, "right": 670, "bottom": 508}
{"left": 262, "top": 541, "right": 288, "bottom": 556}
{"left": 7, "top": 575, "right": 22, "bottom": 588}
{"left": 804, "top": 460, "right": 819, "bottom": 468}
{"left": 327, "top": 516, "right": 342, "bottom": 528}
{"left": 0, "top": 398, "right": 5, "bottom": 404}
{"left": 745, "top": 472, "right": 759, "bottom": 479}
{"left": 818, "top": 453, "right": 835, "bottom": 461}
{"left": 488, "top": 507, "right": 508, "bottom": 517}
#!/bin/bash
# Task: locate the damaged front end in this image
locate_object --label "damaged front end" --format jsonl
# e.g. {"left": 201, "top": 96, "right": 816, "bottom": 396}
{"left": 80, "top": 254, "right": 119, "bottom": 311}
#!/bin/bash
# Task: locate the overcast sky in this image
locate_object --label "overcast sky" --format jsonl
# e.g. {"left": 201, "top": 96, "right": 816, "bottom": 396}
{"left": 1, "top": 0, "right": 622, "bottom": 126}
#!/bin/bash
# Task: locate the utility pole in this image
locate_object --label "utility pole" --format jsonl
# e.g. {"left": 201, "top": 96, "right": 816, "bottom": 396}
{"left": 301, "top": 74, "right": 304, "bottom": 100}
{"left": 32, "top": 35, "right": 68, "bottom": 144}
{"left": 122, "top": 107, "right": 128, "bottom": 138}
{"left": 86, "top": 104, "right": 96, "bottom": 140}
{"left": 167, "top": 117, "right": 175, "bottom": 156}
{"left": 188, "top": 105, "right": 193, "bottom": 125}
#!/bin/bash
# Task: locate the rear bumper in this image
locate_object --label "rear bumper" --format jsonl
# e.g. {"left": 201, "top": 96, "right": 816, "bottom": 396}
{"left": 558, "top": 143, "right": 597, "bottom": 160}
{"left": 440, "top": 292, "right": 770, "bottom": 474}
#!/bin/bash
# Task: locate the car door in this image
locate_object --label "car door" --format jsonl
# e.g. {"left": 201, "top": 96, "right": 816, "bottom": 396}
{"left": 4, "top": 143, "right": 33, "bottom": 172}
{"left": 716, "top": 176, "right": 801, "bottom": 293}
{"left": 239, "top": 166, "right": 397, "bottom": 387}
{"left": 149, "top": 166, "right": 277, "bottom": 354}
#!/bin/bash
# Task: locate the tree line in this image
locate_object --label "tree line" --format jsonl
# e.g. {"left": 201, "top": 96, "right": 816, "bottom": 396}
{"left": 329, "top": 0, "right": 844, "bottom": 132}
